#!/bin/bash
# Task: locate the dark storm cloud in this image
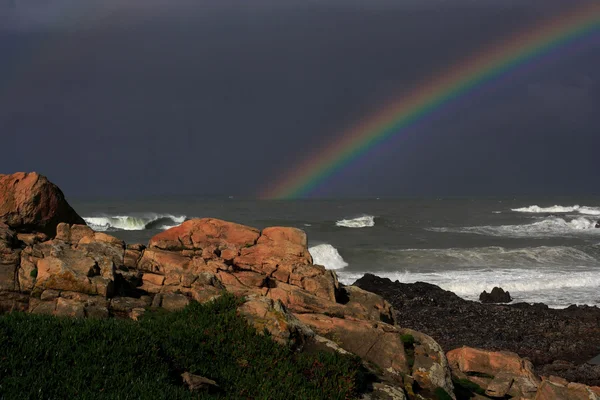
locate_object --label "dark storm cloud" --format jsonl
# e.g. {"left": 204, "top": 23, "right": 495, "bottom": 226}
{"left": 0, "top": 0, "right": 598, "bottom": 198}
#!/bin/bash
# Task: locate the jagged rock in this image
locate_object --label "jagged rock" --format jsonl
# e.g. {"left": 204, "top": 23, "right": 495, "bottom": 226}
{"left": 149, "top": 218, "right": 260, "bottom": 252}
{"left": 401, "top": 328, "right": 455, "bottom": 399}
{"left": 343, "top": 285, "right": 396, "bottom": 324}
{"left": 0, "top": 172, "right": 85, "bottom": 236}
{"left": 479, "top": 287, "right": 512, "bottom": 303}
{"left": 237, "top": 295, "right": 314, "bottom": 348}
{"left": 534, "top": 379, "right": 600, "bottom": 400}
{"left": 296, "top": 313, "right": 410, "bottom": 380}
{"left": 447, "top": 347, "right": 540, "bottom": 398}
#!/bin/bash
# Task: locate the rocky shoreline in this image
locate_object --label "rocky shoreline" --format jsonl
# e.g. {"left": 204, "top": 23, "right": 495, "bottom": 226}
{"left": 1, "top": 172, "right": 600, "bottom": 399}
{"left": 354, "top": 273, "right": 600, "bottom": 386}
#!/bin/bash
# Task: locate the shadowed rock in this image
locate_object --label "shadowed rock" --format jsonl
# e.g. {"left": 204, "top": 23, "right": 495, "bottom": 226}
{"left": 480, "top": 287, "right": 512, "bottom": 303}
{"left": 0, "top": 172, "right": 85, "bottom": 236}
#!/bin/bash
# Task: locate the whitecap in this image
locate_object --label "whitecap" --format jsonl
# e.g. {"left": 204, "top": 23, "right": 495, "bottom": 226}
{"left": 336, "top": 215, "right": 375, "bottom": 228}
{"left": 309, "top": 244, "right": 348, "bottom": 270}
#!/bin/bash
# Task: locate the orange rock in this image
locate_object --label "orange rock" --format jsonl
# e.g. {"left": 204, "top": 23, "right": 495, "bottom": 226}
{"left": 401, "top": 328, "right": 455, "bottom": 399}
{"left": 342, "top": 285, "right": 396, "bottom": 324}
{"left": 35, "top": 255, "right": 99, "bottom": 295}
{"left": 149, "top": 218, "right": 260, "bottom": 251}
{"left": 233, "top": 271, "right": 267, "bottom": 288}
{"left": 237, "top": 296, "right": 313, "bottom": 347}
{"left": 0, "top": 172, "right": 85, "bottom": 236}
{"left": 534, "top": 380, "right": 596, "bottom": 400}
{"left": 296, "top": 313, "right": 410, "bottom": 378}
{"left": 447, "top": 347, "right": 540, "bottom": 397}
{"left": 142, "top": 273, "right": 165, "bottom": 286}
{"left": 138, "top": 248, "right": 190, "bottom": 274}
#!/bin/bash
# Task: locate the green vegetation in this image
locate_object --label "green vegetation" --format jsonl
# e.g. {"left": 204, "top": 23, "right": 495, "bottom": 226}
{"left": 399, "top": 334, "right": 415, "bottom": 346}
{"left": 434, "top": 387, "right": 453, "bottom": 400}
{"left": 29, "top": 268, "right": 37, "bottom": 278}
{"left": 400, "top": 334, "right": 416, "bottom": 368}
{"left": 0, "top": 294, "right": 367, "bottom": 399}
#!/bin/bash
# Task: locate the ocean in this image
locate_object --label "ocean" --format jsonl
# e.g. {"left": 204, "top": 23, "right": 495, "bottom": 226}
{"left": 72, "top": 197, "right": 600, "bottom": 308}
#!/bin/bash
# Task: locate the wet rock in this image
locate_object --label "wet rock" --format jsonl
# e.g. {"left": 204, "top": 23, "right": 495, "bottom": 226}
{"left": 479, "top": 287, "right": 512, "bottom": 303}
{"left": 354, "top": 273, "right": 600, "bottom": 386}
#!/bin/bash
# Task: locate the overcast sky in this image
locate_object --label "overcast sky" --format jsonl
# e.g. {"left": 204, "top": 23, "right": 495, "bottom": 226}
{"left": 0, "top": 0, "right": 598, "bottom": 198}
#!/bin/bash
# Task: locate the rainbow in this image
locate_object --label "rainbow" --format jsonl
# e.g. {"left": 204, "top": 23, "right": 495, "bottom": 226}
{"left": 261, "top": 4, "right": 600, "bottom": 199}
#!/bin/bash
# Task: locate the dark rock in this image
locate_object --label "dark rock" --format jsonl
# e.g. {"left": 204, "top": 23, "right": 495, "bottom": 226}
{"left": 353, "top": 273, "right": 600, "bottom": 386}
{"left": 479, "top": 287, "right": 512, "bottom": 303}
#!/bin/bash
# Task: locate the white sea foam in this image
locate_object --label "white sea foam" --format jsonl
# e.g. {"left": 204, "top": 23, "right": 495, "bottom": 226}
{"left": 429, "top": 217, "right": 600, "bottom": 238}
{"left": 335, "top": 215, "right": 375, "bottom": 228}
{"left": 512, "top": 205, "right": 600, "bottom": 215}
{"left": 309, "top": 244, "right": 348, "bottom": 270}
{"left": 84, "top": 214, "right": 186, "bottom": 231}
{"left": 337, "top": 266, "right": 600, "bottom": 308}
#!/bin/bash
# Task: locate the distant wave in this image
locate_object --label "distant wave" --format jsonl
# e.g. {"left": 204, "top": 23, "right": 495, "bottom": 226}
{"left": 336, "top": 215, "right": 375, "bottom": 228}
{"left": 308, "top": 244, "right": 348, "bottom": 270}
{"left": 512, "top": 204, "right": 600, "bottom": 216}
{"left": 369, "top": 245, "right": 598, "bottom": 268}
{"left": 84, "top": 214, "right": 186, "bottom": 232}
{"left": 338, "top": 266, "right": 600, "bottom": 308}
{"left": 429, "top": 217, "right": 600, "bottom": 238}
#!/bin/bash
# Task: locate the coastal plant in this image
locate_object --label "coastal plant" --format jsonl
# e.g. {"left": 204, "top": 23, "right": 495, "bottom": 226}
{"left": 0, "top": 294, "right": 368, "bottom": 399}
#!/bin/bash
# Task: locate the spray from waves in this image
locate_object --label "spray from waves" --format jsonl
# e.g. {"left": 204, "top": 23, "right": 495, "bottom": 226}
{"left": 512, "top": 205, "right": 600, "bottom": 215}
{"left": 429, "top": 217, "right": 600, "bottom": 238}
{"left": 337, "top": 267, "right": 600, "bottom": 308}
{"left": 336, "top": 215, "right": 375, "bottom": 228}
{"left": 308, "top": 244, "right": 348, "bottom": 270}
{"left": 84, "top": 214, "right": 186, "bottom": 232}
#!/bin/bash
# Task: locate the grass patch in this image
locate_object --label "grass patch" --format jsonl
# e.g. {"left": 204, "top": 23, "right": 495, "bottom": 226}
{"left": 0, "top": 294, "right": 367, "bottom": 399}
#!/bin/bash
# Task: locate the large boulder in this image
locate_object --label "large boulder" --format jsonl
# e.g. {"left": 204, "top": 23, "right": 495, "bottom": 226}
{"left": 296, "top": 313, "right": 410, "bottom": 379}
{"left": 0, "top": 172, "right": 85, "bottom": 236}
{"left": 534, "top": 379, "right": 600, "bottom": 400}
{"left": 447, "top": 347, "right": 540, "bottom": 398}
{"left": 148, "top": 218, "right": 260, "bottom": 252}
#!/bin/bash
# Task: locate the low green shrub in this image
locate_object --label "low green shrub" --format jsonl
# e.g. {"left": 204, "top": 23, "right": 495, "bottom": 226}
{"left": 434, "top": 387, "right": 453, "bottom": 400}
{"left": 399, "top": 334, "right": 415, "bottom": 346}
{"left": 0, "top": 294, "right": 366, "bottom": 399}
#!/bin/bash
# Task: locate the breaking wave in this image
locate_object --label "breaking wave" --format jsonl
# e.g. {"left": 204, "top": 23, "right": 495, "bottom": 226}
{"left": 512, "top": 205, "right": 600, "bottom": 216}
{"left": 429, "top": 217, "right": 600, "bottom": 238}
{"left": 84, "top": 214, "right": 186, "bottom": 232}
{"left": 336, "top": 215, "right": 375, "bottom": 228}
{"left": 309, "top": 244, "right": 348, "bottom": 270}
{"left": 337, "top": 267, "right": 600, "bottom": 308}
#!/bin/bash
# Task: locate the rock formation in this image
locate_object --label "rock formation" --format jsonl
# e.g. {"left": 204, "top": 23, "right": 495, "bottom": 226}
{"left": 479, "top": 286, "right": 512, "bottom": 303}
{"left": 1, "top": 172, "right": 599, "bottom": 399}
